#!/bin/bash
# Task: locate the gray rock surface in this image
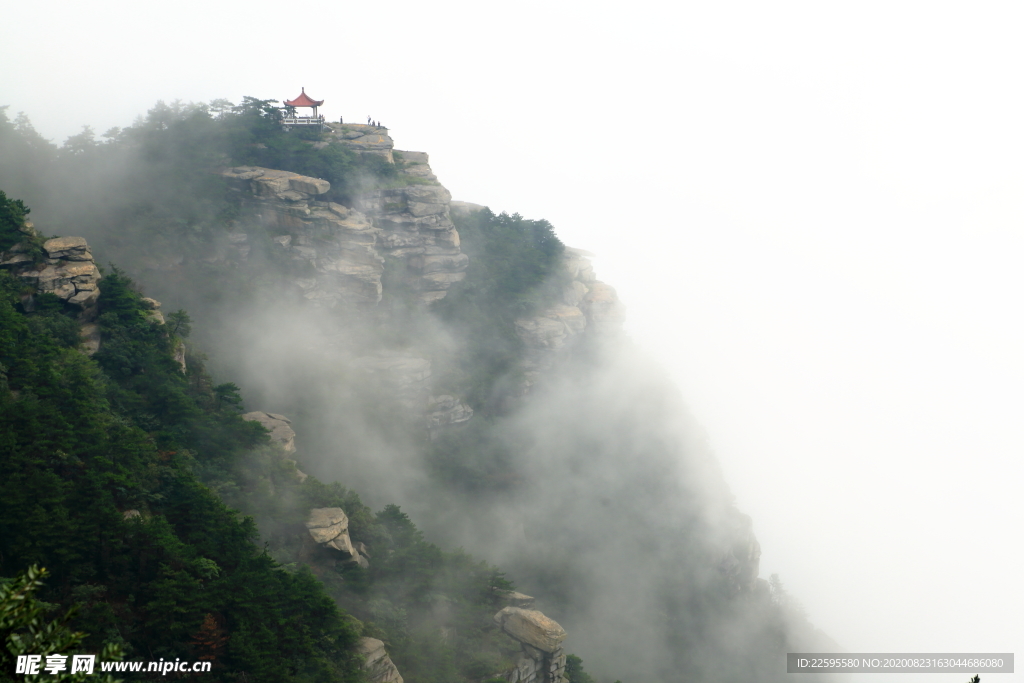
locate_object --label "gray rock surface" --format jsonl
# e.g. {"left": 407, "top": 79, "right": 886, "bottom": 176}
{"left": 356, "top": 637, "right": 404, "bottom": 683}
{"left": 1, "top": 234, "right": 102, "bottom": 322}
{"left": 318, "top": 132, "right": 466, "bottom": 303}
{"left": 43, "top": 236, "right": 92, "bottom": 261}
{"left": 220, "top": 166, "right": 384, "bottom": 306}
{"left": 493, "top": 607, "right": 567, "bottom": 653}
{"left": 305, "top": 507, "right": 359, "bottom": 557}
{"left": 241, "top": 411, "right": 297, "bottom": 452}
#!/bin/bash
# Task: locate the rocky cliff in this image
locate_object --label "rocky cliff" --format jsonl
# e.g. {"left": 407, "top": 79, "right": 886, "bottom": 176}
{"left": 0, "top": 225, "right": 103, "bottom": 353}
{"left": 0, "top": 102, "right": 832, "bottom": 683}
{"left": 219, "top": 124, "right": 467, "bottom": 307}
{"left": 219, "top": 166, "right": 384, "bottom": 306}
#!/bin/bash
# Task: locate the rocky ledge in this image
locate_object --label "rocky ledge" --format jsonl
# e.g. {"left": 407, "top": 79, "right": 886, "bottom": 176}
{"left": 1, "top": 232, "right": 101, "bottom": 318}
{"left": 220, "top": 166, "right": 384, "bottom": 307}
{"left": 325, "top": 125, "right": 466, "bottom": 303}
{"left": 1, "top": 227, "right": 103, "bottom": 354}
{"left": 494, "top": 606, "right": 569, "bottom": 683}
{"left": 304, "top": 507, "right": 369, "bottom": 568}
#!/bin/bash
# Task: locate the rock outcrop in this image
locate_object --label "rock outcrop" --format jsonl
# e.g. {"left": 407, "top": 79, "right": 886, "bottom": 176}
{"left": 356, "top": 637, "right": 403, "bottom": 683}
{"left": 305, "top": 507, "right": 368, "bottom": 567}
{"left": 494, "top": 607, "right": 567, "bottom": 653}
{"left": 507, "top": 246, "right": 625, "bottom": 395}
{"left": 1, "top": 232, "right": 102, "bottom": 320}
{"left": 241, "top": 411, "right": 297, "bottom": 453}
{"left": 221, "top": 147, "right": 468, "bottom": 306}
{"left": 328, "top": 123, "right": 395, "bottom": 162}
{"left": 140, "top": 297, "right": 165, "bottom": 324}
{"left": 220, "top": 166, "right": 384, "bottom": 307}
{"left": 323, "top": 126, "right": 466, "bottom": 304}
{"left": 494, "top": 607, "right": 568, "bottom": 683}
{"left": 1, "top": 226, "right": 103, "bottom": 354}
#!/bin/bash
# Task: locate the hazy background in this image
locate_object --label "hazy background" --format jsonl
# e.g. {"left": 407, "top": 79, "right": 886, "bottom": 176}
{"left": 4, "top": 0, "right": 1021, "bottom": 679}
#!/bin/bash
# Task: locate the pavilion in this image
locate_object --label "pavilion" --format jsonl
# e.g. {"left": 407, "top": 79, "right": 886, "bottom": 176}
{"left": 282, "top": 88, "right": 325, "bottom": 127}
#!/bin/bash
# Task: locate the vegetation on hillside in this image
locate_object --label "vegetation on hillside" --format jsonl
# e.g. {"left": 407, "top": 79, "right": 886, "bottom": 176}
{"left": 0, "top": 188, "right": 594, "bottom": 683}
{"left": 0, "top": 99, "right": 388, "bottom": 259}
{"left": 0, "top": 247, "right": 364, "bottom": 680}
{"left": 0, "top": 96, "right": 834, "bottom": 683}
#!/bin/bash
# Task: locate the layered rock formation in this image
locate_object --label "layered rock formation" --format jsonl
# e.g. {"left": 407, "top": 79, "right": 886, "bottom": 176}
{"left": 513, "top": 248, "right": 625, "bottom": 393}
{"left": 1, "top": 226, "right": 103, "bottom": 353}
{"left": 220, "top": 166, "right": 384, "bottom": 307}
{"left": 494, "top": 607, "right": 568, "bottom": 683}
{"left": 321, "top": 125, "right": 467, "bottom": 304}
{"left": 221, "top": 144, "right": 467, "bottom": 306}
{"left": 1, "top": 232, "right": 102, "bottom": 319}
{"left": 351, "top": 156, "right": 466, "bottom": 303}
{"left": 327, "top": 123, "right": 395, "bottom": 162}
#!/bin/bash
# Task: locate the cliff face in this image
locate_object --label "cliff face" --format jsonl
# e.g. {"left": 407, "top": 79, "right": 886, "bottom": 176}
{"left": 218, "top": 129, "right": 468, "bottom": 307}
{"left": 219, "top": 166, "right": 384, "bottom": 306}
{"left": 0, "top": 116, "right": 831, "bottom": 683}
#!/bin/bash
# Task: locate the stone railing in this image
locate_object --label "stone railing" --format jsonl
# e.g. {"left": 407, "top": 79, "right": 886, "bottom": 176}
{"left": 282, "top": 115, "right": 325, "bottom": 127}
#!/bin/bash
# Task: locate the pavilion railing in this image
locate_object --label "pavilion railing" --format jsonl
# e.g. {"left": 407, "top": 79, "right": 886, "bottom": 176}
{"left": 282, "top": 116, "right": 325, "bottom": 127}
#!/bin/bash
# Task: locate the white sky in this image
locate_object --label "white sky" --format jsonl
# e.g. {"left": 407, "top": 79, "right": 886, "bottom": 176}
{"left": 4, "top": 0, "right": 1022, "bottom": 678}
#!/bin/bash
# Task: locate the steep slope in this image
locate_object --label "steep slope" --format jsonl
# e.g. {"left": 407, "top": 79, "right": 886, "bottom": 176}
{"left": 0, "top": 194, "right": 586, "bottom": 683}
{"left": 0, "top": 101, "right": 837, "bottom": 683}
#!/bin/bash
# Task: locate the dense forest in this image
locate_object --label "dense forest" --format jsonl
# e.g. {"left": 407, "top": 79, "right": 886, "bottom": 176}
{"left": 1, "top": 99, "right": 836, "bottom": 683}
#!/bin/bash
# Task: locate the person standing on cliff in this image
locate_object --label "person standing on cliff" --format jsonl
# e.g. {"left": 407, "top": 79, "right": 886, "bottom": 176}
{"left": 367, "top": 115, "right": 371, "bottom": 125}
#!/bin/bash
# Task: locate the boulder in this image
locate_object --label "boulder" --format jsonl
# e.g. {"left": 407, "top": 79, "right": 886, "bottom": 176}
{"left": 289, "top": 176, "right": 330, "bottom": 195}
{"left": 493, "top": 607, "right": 567, "bottom": 653}
{"left": 356, "top": 637, "right": 404, "bottom": 683}
{"left": 241, "top": 411, "right": 297, "bottom": 452}
{"left": 43, "top": 236, "right": 92, "bottom": 261}
{"left": 7, "top": 235, "right": 102, "bottom": 321}
{"left": 140, "top": 299, "right": 165, "bottom": 324}
{"left": 305, "top": 507, "right": 357, "bottom": 556}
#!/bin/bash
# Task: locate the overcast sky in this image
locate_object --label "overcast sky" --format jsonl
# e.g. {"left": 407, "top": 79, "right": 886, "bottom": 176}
{"left": 4, "top": 0, "right": 1022, "bottom": 678}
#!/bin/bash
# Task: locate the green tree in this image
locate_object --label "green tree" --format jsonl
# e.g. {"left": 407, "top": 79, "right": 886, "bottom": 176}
{"left": 0, "top": 565, "right": 124, "bottom": 683}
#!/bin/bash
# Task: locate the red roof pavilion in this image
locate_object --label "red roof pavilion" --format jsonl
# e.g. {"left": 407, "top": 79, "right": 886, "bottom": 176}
{"left": 284, "top": 88, "right": 324, "bottom": 108}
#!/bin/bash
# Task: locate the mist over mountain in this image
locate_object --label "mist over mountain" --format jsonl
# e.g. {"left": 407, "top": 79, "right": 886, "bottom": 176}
{"left": 0, "top": 99, "right": 840, "bottom": 682}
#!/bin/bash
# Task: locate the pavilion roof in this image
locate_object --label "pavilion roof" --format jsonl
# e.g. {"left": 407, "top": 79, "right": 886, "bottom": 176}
{"left": 284, "top": 88, "right": 324, "bottom": 108}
